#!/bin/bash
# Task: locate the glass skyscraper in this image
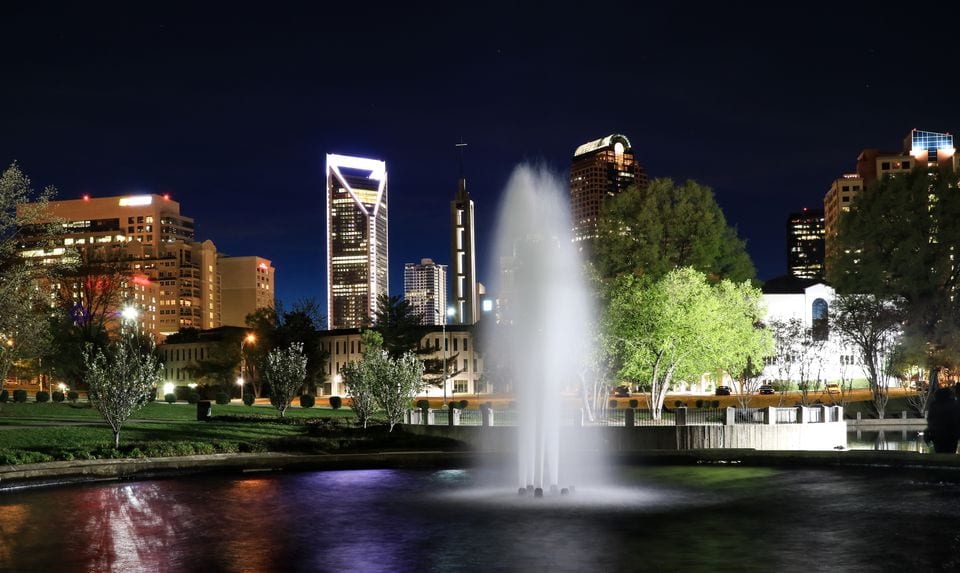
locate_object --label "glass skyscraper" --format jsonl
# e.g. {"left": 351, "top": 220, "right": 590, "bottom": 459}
{"left": 326, "top": 154, "right": 388, "bottom": 330}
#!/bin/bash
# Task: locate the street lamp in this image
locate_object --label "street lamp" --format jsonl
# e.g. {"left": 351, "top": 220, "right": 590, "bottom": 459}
{"left": 120, "top": 306, "right": 138, "bottom": 336}
{"left": 239, "top": 333, "right": 255, "bottom": 403}
{"left": 436, "top": 307, "right": 456, "bottom": 405}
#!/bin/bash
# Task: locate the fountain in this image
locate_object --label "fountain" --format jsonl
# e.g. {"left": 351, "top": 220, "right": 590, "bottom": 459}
{"left": 490, "top": 164, "right": 598, "bottom": 494}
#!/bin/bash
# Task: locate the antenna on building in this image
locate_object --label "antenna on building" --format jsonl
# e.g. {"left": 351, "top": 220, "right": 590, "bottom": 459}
{"left": 455, "top": 138, "right": 468, "bottom": 179}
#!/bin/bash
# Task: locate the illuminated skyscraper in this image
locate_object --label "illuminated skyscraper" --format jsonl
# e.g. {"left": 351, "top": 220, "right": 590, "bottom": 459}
{"left": 404, "top": 258, "right": 447, "bottom": 325}
{"left": 786, "top": 208, "right": 825, "bottom": 280}
{"left": 450, "top": 174, "right": 478, "bottom": 324}
{"left": 569, "top": 134, "right": 647, "bottom": 244}
{"left": 823, "top": 129, "right": 957, "bottom": 265}
{"left": 326, "top": 154, "right": 388, "bottom": 330}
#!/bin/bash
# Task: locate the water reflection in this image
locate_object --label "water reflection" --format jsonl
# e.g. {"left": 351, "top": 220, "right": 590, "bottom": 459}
{"left": 847, "top": 427, "right": 928, "bottom": 452}
{"left": 0, "top": 466, "right": 959, "bottom": 571}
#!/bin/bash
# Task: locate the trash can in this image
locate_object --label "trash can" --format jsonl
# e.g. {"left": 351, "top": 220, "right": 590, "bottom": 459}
{"left": 197, "top": 400, "right": 212, "bottom": 421}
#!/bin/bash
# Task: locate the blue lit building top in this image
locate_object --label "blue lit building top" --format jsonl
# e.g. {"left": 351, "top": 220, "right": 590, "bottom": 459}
{"left": 910, "top": 129, "right": 955, "bottom": 162}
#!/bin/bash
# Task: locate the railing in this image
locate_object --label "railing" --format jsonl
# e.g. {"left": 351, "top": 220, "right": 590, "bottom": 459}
{"left": 406, "top": 405, "right": 844, "bottom": 428}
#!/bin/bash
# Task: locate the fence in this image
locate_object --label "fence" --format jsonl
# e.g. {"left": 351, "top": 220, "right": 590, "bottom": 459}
{"left": 405, "top": 405, "right": 843, "bottom": 428}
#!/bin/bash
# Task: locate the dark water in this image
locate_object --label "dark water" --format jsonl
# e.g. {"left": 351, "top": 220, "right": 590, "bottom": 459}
{"left": 1, "top": 464, "right": 959, "bottom": 572}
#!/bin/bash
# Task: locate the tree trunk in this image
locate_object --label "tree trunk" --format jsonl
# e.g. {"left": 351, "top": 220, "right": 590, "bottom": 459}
{"left": 113, "top": 430, "right": 120, "bottom": 449}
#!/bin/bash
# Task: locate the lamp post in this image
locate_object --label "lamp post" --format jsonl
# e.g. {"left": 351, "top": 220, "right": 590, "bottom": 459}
{"left": 239, "top": 333, "right": 255, "bottom": 403}
{"left": 436, "top": 307, "right": 456, "bottom": 405}
{"left": 120, "top": 305, "right": 138, "bottom": 335}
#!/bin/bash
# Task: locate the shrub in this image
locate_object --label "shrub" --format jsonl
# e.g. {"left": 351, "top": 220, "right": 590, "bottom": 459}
{"left": 329, "top": 395, "right": 343, "bottom": 409}
{"left": 674, "top": 400, "right": 685, "bottom": 408}
{"left": 0, "top": 389, "right": 7, "bottom": 403}
{"left": 243, "top": 392, "right": 255, "bottom": 406}
{"left": 35, "top": 391, "right": 50, "bottom": 403}
{"left": 299, "top": 394, "right": 315, "bottom": 408}
{"left": 712, "top": 400, "right": 720, "bottom": 408}
{"left": 448, "top": 401, "right": 458, "bottom": 410}
{"left": 215, "top": 392, "right": 231, "bottom": 405}
{"left": 165, "top": 393, "right": 177, "bottom": 404}
{"left": 608, "top": 399, "right": 618, "bottom": 409}
{"left": 67, "top": 390, "right": 79, "bottom": 403}
{"left": 695, "top": 399, "right": 705, "bottom": 409}
{"left": 52, "top": 391, "right": 65, "bottom": 403}
{"left": 13, "top": 389, "right": 27, "bottom": 403}
{"left": 415, "top": 399, "right": 429, "bottom": 410}
{"left": 187, "top": 392, "right": 200, "bottom": 404}
{"left": 629, "top": 399, "right": 639, "bottom": 408}
{"left": 458, "top": 400, "right": 468, "bottom": 409}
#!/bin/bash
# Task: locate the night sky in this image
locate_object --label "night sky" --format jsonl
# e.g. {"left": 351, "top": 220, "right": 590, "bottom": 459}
{"left": 4, "top": 3, "right": 960, "bottom": 311}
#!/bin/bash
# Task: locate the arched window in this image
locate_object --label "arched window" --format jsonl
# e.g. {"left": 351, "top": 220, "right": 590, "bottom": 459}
{"left": 812, "top": 298, "right": 829, "bottom": 341}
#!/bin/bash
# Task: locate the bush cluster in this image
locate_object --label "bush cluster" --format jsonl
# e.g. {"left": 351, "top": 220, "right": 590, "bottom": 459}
{"left": 187, "top": 393, "right": 200, "bottom": 404}
{"left": 329, "top": 395, "right": 342, "bottom": 409}
{"left": 52, "top": 391, "right": 65, "bottom": 403}
{"left": 13, "top": 389, "right": 27, "bottom": 403}
{"left": 0, "top": 389, "right": 7, "bottom": 403}
{"left": 67, "top": 391, "right": 79, "bottom": 403}
{"left": 164, "top": 393, "right": 177, "bottom": 404}
{"left": 35, "top": 391, "right": 50, "bottom": 403}
{"left": 299, "top": 394, "right": 316, "bottom": 408}
{"left": 215, "top": 392, "right": 231, "bottom": 405}
{"left": 242, "top": 392, "right": 255, "bottom": 406}
{"left": 415, "top": 399, "right": 429, "bottom": 410}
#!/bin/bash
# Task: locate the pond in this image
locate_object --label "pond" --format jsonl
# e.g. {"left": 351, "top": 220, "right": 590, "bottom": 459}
{"left": 1, "top": 463, "right": 958, "bottom": 572}
{"left": 847, "top": 427, "right": 927, "bottom": 452}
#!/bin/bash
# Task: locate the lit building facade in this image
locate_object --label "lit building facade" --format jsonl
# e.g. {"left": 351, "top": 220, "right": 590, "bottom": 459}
{"left": 404, "top": 258, "right": 447, "bottom": 326}
{"left": 786, "top": 208, "right": 825, "bottom": 280}
{"left": 450, "top": 175, "right": 479, "bottom": 324}
{"left": 569, "top": 134, "right": 647, "bottom": 243}
{"left": 18, "top": 194, "right": 220, "bottom": 338}
{"left": 824, "top": 129, "right": 957, "bottom": 262}
{"left": 320, "top": 325, "right": 485, "bottom": 398}
{"left": 326, "top": 154, "right": 388, "bottom": 330}
{"left": 219, "top": 256, "right": 275, "bottom": 327}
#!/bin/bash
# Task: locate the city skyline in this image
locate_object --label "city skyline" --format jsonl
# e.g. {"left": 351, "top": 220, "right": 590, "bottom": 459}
{"left": 4, "top": 4, "right": 960, "bottom": 314}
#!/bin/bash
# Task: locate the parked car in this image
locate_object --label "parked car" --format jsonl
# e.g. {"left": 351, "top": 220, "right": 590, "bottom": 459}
{"left": 715, "top": 385, "right": 731, "bottom": 396}
{"left": 825, "top": 383, "right": 841, "bottom": 394}
{"left": 758, "top": 384, "right": 775, "bottom": 395}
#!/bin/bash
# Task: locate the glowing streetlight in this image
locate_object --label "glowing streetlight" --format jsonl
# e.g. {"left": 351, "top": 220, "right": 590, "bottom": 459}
{"left": 121, "top": 306, "right": 139, "bottom": 322}
{"left": 436, "top": 307, "right": 456, "bottom": 405}
{"left": 239, "top": 333, "right": 256, "bottom": 402}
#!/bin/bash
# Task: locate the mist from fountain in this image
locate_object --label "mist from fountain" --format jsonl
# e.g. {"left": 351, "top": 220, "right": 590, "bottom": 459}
{"left": 490, "top": 165, "right": 599, "bottom": 493}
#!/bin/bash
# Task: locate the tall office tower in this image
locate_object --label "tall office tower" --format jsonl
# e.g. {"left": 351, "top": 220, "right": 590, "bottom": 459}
{"left": 17, "top": 194, "right": 219, "bottom": 338}
{"left": 569, "top": 134, "right": 647, "bottom": 244}
{"left": 823, "top": 174, "right": 863, "bottom": 260}
{"left": 786, "top": 208, "right": 825, "bottom": 280}
{"left": 823, "top": 129, "right": 956, "bottom": 264}
{"left": 326, "top": 154, "right": 389, "bottom": 330}
{"left": 404, "top": 258, "right": 447, "bottom": 325}
{"left": 450, "top": 174, "right": 478, "bottom": 325}
{"left": 219, "top": 256, "right": 275, "bottom": 327}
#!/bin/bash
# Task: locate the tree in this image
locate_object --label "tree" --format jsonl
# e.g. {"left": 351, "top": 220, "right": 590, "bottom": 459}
{"left": 594, "top": 178, "right": 755, "bottom": 283}
{"left": 732, "top": 356, "right": 763, "bottom": 409}
{"left": 263, "top": 342, "right": 307, "bottom": 418}
{"left": 373, "top": 293, "right": 424, "bottom": 359}
{"left": 605, "top": 267, "right": 771, "bottom": 419}
{"left": 371, "top": 350, "right": 426, "bottom": 431}
{"left": 832, "top": 294, "right": 902, "bottom": 419}
{"left": 84, "top": 334, "right": 164, "bottom": 448}
{"left": 0, "top": 163, "right": 63, "bottom": 389}
{"left": 245, "top": 299, "right": 329, "bottom": 396}
{"left": 828, "top": 167, "right": 960, "bottom": 393}
{"left": 766, "top": 318, "right": 824, "bottom": 406}
{"left": 341, "top": 331, "right": 382, "bottom": 428}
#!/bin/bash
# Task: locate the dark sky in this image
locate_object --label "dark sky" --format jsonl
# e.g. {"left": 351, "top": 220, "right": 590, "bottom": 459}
{"left": 4, "top": 2, "right": 959, "bottom": 311}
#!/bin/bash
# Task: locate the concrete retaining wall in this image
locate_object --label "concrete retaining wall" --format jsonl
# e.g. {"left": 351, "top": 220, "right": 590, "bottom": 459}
{"left": 406, "top": 422, "right": 848, "bottom": 451}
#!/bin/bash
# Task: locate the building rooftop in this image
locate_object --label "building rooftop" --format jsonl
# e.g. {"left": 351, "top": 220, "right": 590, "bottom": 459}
{"left": 573, "top": 134, "right": 632, "bottom": 157}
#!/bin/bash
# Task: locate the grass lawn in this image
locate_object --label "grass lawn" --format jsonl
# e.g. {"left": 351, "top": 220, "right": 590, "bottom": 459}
{"left": 0, "top": 401, "right": 356, "bottom": 422}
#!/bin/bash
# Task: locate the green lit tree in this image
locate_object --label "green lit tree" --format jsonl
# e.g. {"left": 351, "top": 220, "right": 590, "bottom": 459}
{"left": 594, "top": 178, "right": 755, "bottom": 283}
{"left": 263, "top": 342, "right": 307, "bottom": 418}
{"left": 605, "top": 267, "right": 770, "bottom": 419}
{"left": 0, "top": 163, "right": 64, "bottom": 389}
{"left": 340, "top": 331, "right": 383, "bottom": 428}
{"left": 84, "top": 334, "right": 164, "bottom": 448}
